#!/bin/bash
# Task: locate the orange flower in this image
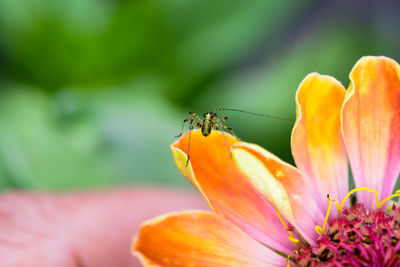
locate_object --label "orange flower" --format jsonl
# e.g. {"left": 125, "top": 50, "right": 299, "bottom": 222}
{"left": 133, "top": 56, "right": 400, "bottom": 266}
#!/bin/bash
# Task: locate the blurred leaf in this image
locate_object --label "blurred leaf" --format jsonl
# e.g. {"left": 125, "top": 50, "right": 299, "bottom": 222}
{"left": 62, "top": 79, "right": 193, "bottom": 186}
{"left": 196, "top": 21, "right": 399, "bottom": 163}
{"left": 0, "top": 81, "right": 191, "bottom": 190}
{"left": 0, "top": 86, "right": 110, "bottom": 189}
{"left": 0, "top": 0, "right": 308, "bottom": 97}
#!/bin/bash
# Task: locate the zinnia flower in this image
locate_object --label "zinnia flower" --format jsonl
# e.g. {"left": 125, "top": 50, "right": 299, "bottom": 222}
{"left": 133, "top": 56, "right": 400, "bottom": 266}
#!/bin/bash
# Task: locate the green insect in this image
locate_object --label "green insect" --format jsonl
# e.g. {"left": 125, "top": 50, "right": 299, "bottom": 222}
{"left": 175, "top": 108, "right": 290, "bottom": 166}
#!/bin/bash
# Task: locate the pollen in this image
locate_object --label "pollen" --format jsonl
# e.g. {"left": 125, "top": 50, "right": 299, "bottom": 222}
{"left": 275, "top": 170, "right": 284, "bottom": 178}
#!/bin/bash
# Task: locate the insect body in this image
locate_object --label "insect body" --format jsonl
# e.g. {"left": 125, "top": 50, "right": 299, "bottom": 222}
{"left": 175, "top": 111, "right": 237, "bottom": 166}
{"left": 176, "top": 108, "right": 290, "bottom": 166}
{"left": 201, "top": 112, "right": 215, "bottom": 137}
{"left": 176, "top": 111, "right": 237, "bottom": 139}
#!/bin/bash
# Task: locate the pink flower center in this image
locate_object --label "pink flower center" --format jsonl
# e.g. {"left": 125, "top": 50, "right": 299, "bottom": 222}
{"left": 293, "top": 203, "right": 400, "bottom": 266}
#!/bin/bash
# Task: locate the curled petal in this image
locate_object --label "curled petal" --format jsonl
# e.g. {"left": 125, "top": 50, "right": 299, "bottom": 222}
{"left": 133, "top": 211, "right": 286, "bottom": 267}
{"left": 291, "top": 73, "right": 348, "bottom": 213}
{"left": 232, "top": 143, "right": 324, "bottom": 244}
{"left": 171, "top": 130, "right": 295, "bottom": 253}
{"left": 342, "top": 56, "right": 400, "bottom": 209}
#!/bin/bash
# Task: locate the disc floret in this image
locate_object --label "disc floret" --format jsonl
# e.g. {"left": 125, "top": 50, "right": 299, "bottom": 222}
{"left": 293, "top": 203, "right": 400, "bottom": 266}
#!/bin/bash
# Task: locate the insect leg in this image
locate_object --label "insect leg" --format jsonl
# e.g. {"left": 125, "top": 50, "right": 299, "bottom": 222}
{"left": 216, "top": 124, "right": 232, "bottom": 158}
{"left": 186, "top": 119, "right": 194, "bottom": 166}
{"left": 189, "top": 111, "right": 202, "bottom": 121}
{"left": 216, "top": 116, "right": 240, "bottom": 141}
{"left": 192, "top": 120, "right": 202, "bottom": 128}
{"left": 219, "top": 116, "right": 228, "bottom": 121}
{"left": 175, "top": 118, "right": 191, "bottom": 138}
{"left": 221, "top": 125, "right": 240, "bottom": 141}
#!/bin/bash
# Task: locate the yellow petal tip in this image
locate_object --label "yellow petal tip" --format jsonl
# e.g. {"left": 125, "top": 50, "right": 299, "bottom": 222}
{"left": 171, "top": 146, "right": 195, "bottom": 182}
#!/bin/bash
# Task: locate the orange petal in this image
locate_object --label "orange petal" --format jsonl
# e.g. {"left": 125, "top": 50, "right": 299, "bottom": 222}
{"left": 342, "top": 56, "right": 400, "bottom": 209}
{"left": 171, "top": 130, "right": 295, "bottom": 253}
{"left": 232, "top": 143, "right": 324, "bottom": 244}
{"left": 133, "top": 211, "right": 286, "bottom": 267}
{"left": 291, "top": 73, "right": 348, "bottom": 213}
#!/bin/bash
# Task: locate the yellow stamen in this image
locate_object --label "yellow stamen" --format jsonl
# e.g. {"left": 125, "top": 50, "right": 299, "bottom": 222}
{"left": 315, "top": 187, "right": 400, "bottom": 235}
{"left": 286, "top": 250, "right": 297, "bottom": 267}
{"left": 366, "top": 188, "right": 379, "bottom": 208}
{"left": 378, "top": 189, "right": 400, "bottom": 209}
{"left": 332, "top": 199, "right": 340, "bottom": 212}
{"left": 275, "top": 209, "right": 299, "bottom": 244}
{"left": 336, "top": 187, "right": 398, "bottom": 211}
{"left": 334, "top": 187, "right": 369, "bottom": 213}
{"left": 315, "top": 194, "right": 333, "bottom": 234}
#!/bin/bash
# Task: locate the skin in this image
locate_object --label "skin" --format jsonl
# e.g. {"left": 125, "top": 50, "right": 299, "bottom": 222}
{"left": 0, "top": 187, "right": 209, "bottom": 267}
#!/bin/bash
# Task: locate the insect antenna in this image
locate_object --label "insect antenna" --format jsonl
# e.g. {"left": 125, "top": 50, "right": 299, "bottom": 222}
{"left": 215, "top": 108, "right": 292, "bottom": 121}
{"left": 186, "top": 119, "right": 194, "bottom": 166}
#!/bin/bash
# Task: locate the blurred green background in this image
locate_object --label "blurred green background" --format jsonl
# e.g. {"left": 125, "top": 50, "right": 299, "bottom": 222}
{"left": 0, "top": 0, "right": 399, "bottom": 190}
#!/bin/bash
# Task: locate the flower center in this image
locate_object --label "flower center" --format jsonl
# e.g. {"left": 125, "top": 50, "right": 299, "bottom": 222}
{"left": 283, "top": 188, "right": 400, "bottom": 266}
{"left": 292, "top": 203, "right": 400, "bottom": 266}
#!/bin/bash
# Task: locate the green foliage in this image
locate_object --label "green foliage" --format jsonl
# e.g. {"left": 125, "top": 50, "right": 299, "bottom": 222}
{"left": 0, "top": 0, "right": 301, "bottom": 93}
{"left": 0, "top": 1, "right": 399, "bottom": 190}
